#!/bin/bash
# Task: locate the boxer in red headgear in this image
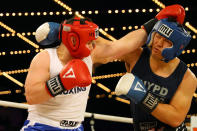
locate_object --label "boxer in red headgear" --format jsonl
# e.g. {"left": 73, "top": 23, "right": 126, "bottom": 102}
{"left": 59, "top": 17, "right": 99, "bottom": 59}
{"left": 22, "top": 15, "right": 149, "bottom": 131}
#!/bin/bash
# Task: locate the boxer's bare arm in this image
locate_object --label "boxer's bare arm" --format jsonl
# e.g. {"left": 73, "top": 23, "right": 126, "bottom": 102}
{"left": 25, "top": 50, "right": 51, "bottom": 104}
{"left": 91, "top": 29, "right": 147, "bottom": 64}
{"left": 151, "top": 69, "right": 197, "bottom": 127}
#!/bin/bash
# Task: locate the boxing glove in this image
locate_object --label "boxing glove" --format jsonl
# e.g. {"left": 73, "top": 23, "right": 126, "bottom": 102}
{"left": 35, "top": 22, "right": 61, "bottom": 48}
{"left": 46, "top": 59, "right": 92, "bottom": 97}
{"left": 142, "top": 4, "right": 185, "bottom": 34}
{"left": 155, "top": 4, "right": 185, "bottom": 24}
{"left": 115, "top": 73, "right": 159, "bottom": 113}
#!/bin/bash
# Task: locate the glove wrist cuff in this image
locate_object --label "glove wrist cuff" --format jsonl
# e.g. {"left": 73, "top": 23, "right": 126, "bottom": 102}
{"left": 46, "top": 75, "right": 65, "bottom": 97}
{"left": 140, "top": 92, "right": 159, "bottom": 113}
{"left": 142, "top": 18, "right": 158, "bottom": 34}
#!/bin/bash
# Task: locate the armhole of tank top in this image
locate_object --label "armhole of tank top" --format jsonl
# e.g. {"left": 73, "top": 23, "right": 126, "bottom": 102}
{"left": 173, "top": 60, "right": 188, "bottom": 83}
{"left": 45, "top": 48, "right": 54, "bottom": 77}
{"left": 130, "top": 48, "right": 144, "bottom": 72}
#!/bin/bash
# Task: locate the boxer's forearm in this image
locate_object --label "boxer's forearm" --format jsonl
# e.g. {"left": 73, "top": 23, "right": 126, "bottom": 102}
{"left": 151, "top": 103, "right": 186, "bottom": 127}
{"left": 25, "top": 82, "right": 52, "bottom": 105}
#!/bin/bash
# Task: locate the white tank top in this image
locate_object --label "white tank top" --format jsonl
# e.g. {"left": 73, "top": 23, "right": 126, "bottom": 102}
{"left": 27, "top": 48, "right": 92, "bottom": 128}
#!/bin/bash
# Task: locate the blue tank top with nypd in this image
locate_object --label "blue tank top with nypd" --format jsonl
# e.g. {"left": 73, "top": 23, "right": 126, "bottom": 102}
{"left": 131, "top": 47, "right": 188, "bottom": 131}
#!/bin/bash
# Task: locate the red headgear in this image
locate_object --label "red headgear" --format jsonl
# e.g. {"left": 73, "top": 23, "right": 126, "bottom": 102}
{"left": 59, "top": 17, "right": 99, "bottom": 59}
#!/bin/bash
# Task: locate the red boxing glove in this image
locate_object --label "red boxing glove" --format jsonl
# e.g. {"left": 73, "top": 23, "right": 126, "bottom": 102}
{"left": 156, "top": 4, "right": 185, "bottom": 24}
{"left": 46, "top": 59, "right": 91, "bottom": 97}
{"left": 59, "top": 59, "right": 91, "bottom": 89}
{"left": 142, "top": 4, "right": 185, "bottom": 34}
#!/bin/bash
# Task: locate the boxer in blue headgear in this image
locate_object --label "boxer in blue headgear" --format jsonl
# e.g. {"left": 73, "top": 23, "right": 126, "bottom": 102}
{"left": 146, "top": 18, "right": 191, "bottom": 62}
{"left": 114, "top": 4, "right": 196, "bottom": 131}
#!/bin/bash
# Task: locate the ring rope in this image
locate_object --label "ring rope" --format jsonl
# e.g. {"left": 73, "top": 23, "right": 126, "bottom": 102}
{"left": 0, "top": 99, "right": 193, "bottom": 130}
{"left": 0, "top": 100, "right": 133, "bottom": 124}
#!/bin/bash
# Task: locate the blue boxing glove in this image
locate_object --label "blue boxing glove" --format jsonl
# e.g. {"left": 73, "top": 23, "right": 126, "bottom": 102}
{"left": 35, "top": 22, "right": 61, "bottom": 48}
{"left": 115, "top": 73, "right": 159, "bottom": 113}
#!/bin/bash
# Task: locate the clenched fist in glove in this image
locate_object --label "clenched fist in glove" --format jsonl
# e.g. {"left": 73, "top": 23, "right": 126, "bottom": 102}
{"left": 35, "top": 22, "right": 61, "bottom": 48}
{"left": 46, "top": 59, "right": 92, "bottom": 97}
{"left": 115, "top": 73, "right": 159, "bottom": 113}
{"left": 142, "top": 4, "right": 185, "bottom": 34}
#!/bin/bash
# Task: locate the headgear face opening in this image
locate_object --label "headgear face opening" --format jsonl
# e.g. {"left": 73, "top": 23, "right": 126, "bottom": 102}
{"left": 59, "top": 17, "right": 99, "bottom": 59}
{"left": 146, "top": 18, "right": 191, "bottom": 62}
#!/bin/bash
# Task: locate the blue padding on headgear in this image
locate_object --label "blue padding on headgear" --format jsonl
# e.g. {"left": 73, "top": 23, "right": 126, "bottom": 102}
{"left": 146, "top": 18, "right": 191, "bottom": 62}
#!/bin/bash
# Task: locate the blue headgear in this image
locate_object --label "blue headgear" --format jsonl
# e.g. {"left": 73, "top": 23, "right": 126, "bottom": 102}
{"left": 146, "top": 18, "right": 191, "bottom": 62}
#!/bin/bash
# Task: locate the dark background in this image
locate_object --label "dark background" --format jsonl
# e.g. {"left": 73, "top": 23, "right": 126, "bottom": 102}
{"left": 0, "top": 0, "right": 196, "bottom": 130}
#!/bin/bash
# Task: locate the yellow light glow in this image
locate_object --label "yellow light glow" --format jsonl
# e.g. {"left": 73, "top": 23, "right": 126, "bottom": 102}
{"left": 6, "top": 33, "right": 10, "bottom": 37}
{"left": 185, "top": 7, "right": 189, "bottom": 11}
{"left": 82, "top": 11, "right": 86, "bottom": 14}
{"left": 122, "top": 10, "right": 125, "bottom": 13}
{"left": 56, "top": 12, "right": 60, "bottom": 15}
{"left": 12, "top": 13, "right": 16, "bottom": 16}
{"left": 37, "top": 12, "right": 41, "bottom": 16}
{"left": 18, "top": 12, "right": 22, "bottom": 16}
{"left": 149, "top": 9, "right": 153, "bottom": 12}
{"left": 95, "top": 10, "right": 99, "bottom": 14}
{"left": 128, "top": 9, "right": 132, "bottom": 13}
{"left": 30, "top": 12, "right": 34, "bottom": 16}
{"left": 156, "top": 8, "right": 160, "bottom": 12}
{"left": 128, "top": 26, "right": 132, "bottom": 30}
{"left": 1, "top": 34, "right": 5, "bottom": 37}
{"left": 24, "top": 12, "right": 28, "bottom": 16}
{"left": 134, "top": 26, "right": 138, "bottom": 29}
{"left": 88, "top": 11, "right": 92, "bottom": 14}
{"left": 142, "top": 9, "right": 146, "bottom": 13}
{"left": 23, "top": 50, "right": 26, "bottom": 54}
{"left": 43, "top": 12, "right": 47, "bottom": 15}
{"left": 122, "top": 27, "right": 126, "bottom": 30}
{"left": 135, "top": 9, "right": 139, "bottom": 13}
{"left": 49, "top": 12, "right": 53, "bottom": 15}
{"left": 108, "top": 10, "right": 112, "bottom": 14}
{"left": 104, "top": 28, "right": 108, "bottom": 31}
